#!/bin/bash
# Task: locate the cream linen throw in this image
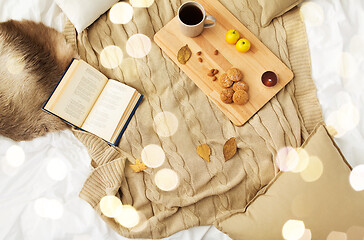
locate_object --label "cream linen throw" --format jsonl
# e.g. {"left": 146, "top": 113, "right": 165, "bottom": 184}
{"left": 63, "top": 0, "right": 323, "bottom": 238}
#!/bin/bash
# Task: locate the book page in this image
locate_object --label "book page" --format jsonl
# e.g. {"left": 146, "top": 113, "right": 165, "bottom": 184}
{"left": 81, "top": 80, "right": 136, "bottom": 141}
{"left": 45, "top": 60, "right": 108, "bottom": 127}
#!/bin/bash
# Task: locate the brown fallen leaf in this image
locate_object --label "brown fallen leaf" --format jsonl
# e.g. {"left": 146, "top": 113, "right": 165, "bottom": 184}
{"left": 223, "top": 137, "right": 237, "bottom": 161}
{"left": 177, "top": 44, "right": 192, "bottom": 64}
{"left": 197, "top": 144, "right": 211, "bottom": 162}
{"left": 129, "top": 158, "right": 147, "bottom": 173}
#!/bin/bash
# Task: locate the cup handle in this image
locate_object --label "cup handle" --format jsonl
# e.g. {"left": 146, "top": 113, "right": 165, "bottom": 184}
{"left": 204, "top": 15, "right": 216, "bottom": 28}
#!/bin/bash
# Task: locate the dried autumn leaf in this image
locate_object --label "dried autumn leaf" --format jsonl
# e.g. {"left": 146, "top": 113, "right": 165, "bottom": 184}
{"left": 129, "top": 158, "right": 147, "bottom": 173}
{"left": 177, "top": 44, "right": 192, "bottom": 64}
{"left": 223, "top": 137, "right": 237, "bottom": 161}
{"left": 197, "top": 144, "right": 211, "bottom": 162}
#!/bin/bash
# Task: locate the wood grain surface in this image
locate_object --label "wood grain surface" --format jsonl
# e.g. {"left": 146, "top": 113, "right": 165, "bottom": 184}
{"left": 154, "top": 0, "right": 294, "bottom": 126}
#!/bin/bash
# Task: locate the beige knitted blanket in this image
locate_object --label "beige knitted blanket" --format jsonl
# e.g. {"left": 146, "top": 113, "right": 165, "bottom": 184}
{"left": 63, "top": 0, "right": 323, "bottom": 238}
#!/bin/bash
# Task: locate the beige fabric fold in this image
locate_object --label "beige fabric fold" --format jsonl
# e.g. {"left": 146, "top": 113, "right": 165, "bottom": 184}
{"left": 63, "top": 0, "right": 323, "bottom": 239}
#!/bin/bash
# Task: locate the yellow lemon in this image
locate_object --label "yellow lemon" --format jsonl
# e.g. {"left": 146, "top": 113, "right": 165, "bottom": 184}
{"left": 225, "top": 29, "right": 240, "bottom": 44}
{"left": 236, "top": 38, "right": 251, "bottom": 53}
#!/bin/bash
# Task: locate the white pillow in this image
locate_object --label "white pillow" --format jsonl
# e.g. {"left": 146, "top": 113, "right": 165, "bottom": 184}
{"left": 55, "top": 0, "right": 118, "bottom": 32}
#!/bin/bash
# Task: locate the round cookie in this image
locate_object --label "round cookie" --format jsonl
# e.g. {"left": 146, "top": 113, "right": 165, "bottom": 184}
{"left": 226, "top": 68, "right": 243, "bottom": 82}
{"left": 233, "top": 81, "right": 249, "bottom": 92}
{"left": 233, "top": 90, "right": 249, "bottom": 105}
{"left": 220, "top": 88, "right": 235, "bottom": 104}
{"left": 218, "top": 73, "right": 233, "bottom": 88}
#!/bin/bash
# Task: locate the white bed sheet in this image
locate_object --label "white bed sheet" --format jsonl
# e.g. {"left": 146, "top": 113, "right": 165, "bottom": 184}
{"left": 301, "top": 0, "right": 364, "bottom": 168}
{"left": 0, "top": 0, "right": 363, "bottom": 239}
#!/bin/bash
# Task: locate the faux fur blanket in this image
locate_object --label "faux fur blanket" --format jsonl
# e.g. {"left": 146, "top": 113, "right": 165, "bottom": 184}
{"left": 63, "top": 0, "right": 323, "bottom": 238}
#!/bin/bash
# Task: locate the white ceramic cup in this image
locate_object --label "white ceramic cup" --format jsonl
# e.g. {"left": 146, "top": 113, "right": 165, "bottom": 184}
{"left": 178, "top": 1, "right": 216, "bottom": 38}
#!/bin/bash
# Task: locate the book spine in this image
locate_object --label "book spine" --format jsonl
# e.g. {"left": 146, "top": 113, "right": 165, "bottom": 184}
{"left": 110, "top": 94, "right": 144, "bottom": 146}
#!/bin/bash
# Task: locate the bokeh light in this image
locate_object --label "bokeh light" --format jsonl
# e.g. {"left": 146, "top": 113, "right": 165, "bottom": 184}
{"left": 339, "top": 52, "right": 358, "bottom": 79}
{"left": 6, "top": 56, "right": 25, "bottom": 75}
{"left": 292, "top": 148, "right": 310, "bottom": 173}
{"left": 300, "top": 156, "right": 323, "bottom": 182}
{"left": 300, "top": 2, "right": 324, "bottom": 27}
{"left": 129, "top": 212, "right": 148, "bottom": 233}
{"left": 299, "top": 229, "right": 312, "bottom": 240}
{"left": 349, "top": 164, "right": 364, "bottom": 191}
{"left": 99, "top": 195, "right": 122, "bottom": 218}
{"left": 141, "top": 144, "right": 165, "bottom": 168}
{"left": 346, "top": 226, "right": 364, "bottom": 239}
{"left": 46, "top": 157, "right": 68, "bottom": 181}
{"left": 109, "top": 2, "right": 133, "bottom": 24}
{"left": 276, "top": 147, "right": 299, "bottom": 172}
{"left": 327, "top": 231, "right": 347, "bottom": 240}
{"left": 114, "top": 205, "right": 140, "bottom": 228}
{"left": 130, "top": 0, "right": 155, "bottom": 8}
{"left": 100, "top": 45, "right": 123, "bottom": 69}
{"left": 6, "top": 145, "right": 25, "bottom": 167}
{"left": 326, "top": 103, "right": 360, "bottom": 138}
{"left": 338, "top": 103, "right": 360, "bottom": 131}
{"left": 153, "top": 111, "right": 179, "bottom": 137}
{"left": 326, "top": 112, "right": 346, "bottom": 138}
{"left": 282, "top": 220, "right": 305, "bottom": 240}
{"left": 154, "top": 168, "right": 179, "bottom": 191}
{"left": 126, "top": 34, "right": 152, "bottom": 58}
{"left": 34, "top": 198, "right": 64, "bottom": 220}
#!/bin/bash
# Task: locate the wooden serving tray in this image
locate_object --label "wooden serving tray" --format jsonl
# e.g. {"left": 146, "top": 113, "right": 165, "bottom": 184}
{"left": 154, "top": 0, "right": 294, "bottom": 126}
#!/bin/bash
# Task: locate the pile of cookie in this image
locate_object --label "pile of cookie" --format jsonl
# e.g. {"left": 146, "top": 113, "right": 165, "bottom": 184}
{"left": 218, "top": 68, "right": 249, "bottom": 105}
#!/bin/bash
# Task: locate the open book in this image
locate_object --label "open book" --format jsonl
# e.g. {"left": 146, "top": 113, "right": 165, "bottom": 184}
{"left": 43, "top": 59, "right": 143, "bottom": 146}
